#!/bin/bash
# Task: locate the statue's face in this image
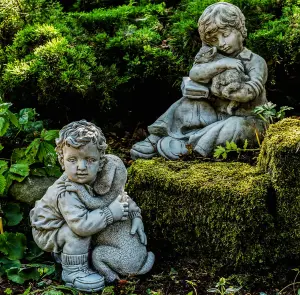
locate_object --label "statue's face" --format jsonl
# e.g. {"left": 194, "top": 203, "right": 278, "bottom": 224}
{"left": 63, "top": 141, "right": 101, "bottom": 184}
{"left": 206, "top": 28, "right": 243, "bottom": 57}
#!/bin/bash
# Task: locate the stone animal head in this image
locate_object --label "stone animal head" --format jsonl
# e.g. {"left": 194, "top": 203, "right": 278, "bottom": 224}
{"left": 194, "top": 46, "right": 217, "bottom": 64}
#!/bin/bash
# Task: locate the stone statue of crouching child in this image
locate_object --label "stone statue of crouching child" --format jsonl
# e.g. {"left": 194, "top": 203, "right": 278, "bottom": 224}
{"left": 30, "top": 120, "right": 154, "bottom": 292}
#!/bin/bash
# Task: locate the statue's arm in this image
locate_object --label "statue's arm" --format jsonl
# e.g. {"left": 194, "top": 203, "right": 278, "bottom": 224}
{"left": 189, "top": 58, "right": 244, "bottom": 84}
{"left": 58, "top": 191, "right": 114, "bottom": 237}
{"left": 227, "top": 55, "right": 268, "bottom": 103}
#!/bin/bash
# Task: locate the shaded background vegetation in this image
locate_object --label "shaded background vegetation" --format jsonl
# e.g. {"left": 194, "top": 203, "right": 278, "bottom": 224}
{"left": 0, "top": 0, "right": 299, "bottom": 134}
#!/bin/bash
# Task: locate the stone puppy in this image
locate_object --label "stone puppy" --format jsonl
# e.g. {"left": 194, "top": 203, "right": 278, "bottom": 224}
{"left": 195, "top": 46, "right": 250, "bottom": 114}
{"left": 70, "top": 154, "right": 155, "bottom": 283}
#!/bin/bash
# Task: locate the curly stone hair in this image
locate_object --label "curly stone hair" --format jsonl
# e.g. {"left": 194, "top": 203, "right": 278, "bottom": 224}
{"left": 55, "top": 120, "right": 107, "bottom": 169}
{"left": 198, "top": 2, "right": 247, "bottom": 45}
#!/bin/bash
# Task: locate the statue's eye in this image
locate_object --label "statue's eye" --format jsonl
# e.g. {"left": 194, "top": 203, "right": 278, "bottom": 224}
{"left": 87, "top": 158, "right": 97, "bottom": 163}
{"left": 68, "top": 157, "right": 76, "bottom": 163}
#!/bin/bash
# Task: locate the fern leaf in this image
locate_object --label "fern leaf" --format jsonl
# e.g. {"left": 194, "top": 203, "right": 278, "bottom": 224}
{"left": 225, "top": 141, "right": 231, "bottom": 150}
{"left": 230, "top": 141, "right": 238, "bottom": 150}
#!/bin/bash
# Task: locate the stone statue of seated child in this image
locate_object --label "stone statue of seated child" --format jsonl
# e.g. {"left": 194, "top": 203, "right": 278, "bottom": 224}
{"left": 30, "top": 120, "right": 154, "bottom": 292}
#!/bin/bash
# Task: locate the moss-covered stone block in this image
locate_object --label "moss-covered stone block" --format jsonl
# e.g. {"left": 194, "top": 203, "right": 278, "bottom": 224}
{"left": 127, "top": 159, "right": 274, "bottom": 274}
{"left": 257, "top": 118, "right": 300, "bottom": 260}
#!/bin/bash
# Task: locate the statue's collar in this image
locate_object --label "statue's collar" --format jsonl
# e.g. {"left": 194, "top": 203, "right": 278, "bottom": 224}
{"left": 237, "top": 47, "right": 252, "bottom": 61}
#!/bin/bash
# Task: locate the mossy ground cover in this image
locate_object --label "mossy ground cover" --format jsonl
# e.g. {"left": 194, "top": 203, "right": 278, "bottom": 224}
{"left": 126, "top": 159, "right": 280, "bottom": 286}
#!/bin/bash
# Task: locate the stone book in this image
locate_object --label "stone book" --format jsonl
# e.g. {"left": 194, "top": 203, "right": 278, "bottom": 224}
{"left": 181, "top": 77, "right": 210, "bottom": 99}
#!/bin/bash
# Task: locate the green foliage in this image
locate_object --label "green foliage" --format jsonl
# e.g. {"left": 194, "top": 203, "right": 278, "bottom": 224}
{"left": 253, "top": 102, "right": 294, "bottom": 124}
{"left": 213, "top": 140, "right": 259, "bottom": 160}
{"left": 207, "top": 277, "right": 242, "bottom": 295}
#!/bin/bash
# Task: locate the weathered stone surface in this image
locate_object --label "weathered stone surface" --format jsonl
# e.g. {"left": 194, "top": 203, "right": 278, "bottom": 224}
{"left": 9, "top": 176, "right": 57, "bottom": 205}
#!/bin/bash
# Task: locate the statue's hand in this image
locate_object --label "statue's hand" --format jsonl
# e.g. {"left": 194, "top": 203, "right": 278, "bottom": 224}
{"left": 131, "top": 217, "right": 147, "bottom": 245}
{"left": 219, "top": 57, "right": 244, "bottom": 72}
{"left": 108, "top": 195, "right": 129, "bottom": 221}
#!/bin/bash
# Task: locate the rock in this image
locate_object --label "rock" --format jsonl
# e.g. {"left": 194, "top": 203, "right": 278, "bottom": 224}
{"left": 9, "top": 176, "right": 57, "bottom": 205}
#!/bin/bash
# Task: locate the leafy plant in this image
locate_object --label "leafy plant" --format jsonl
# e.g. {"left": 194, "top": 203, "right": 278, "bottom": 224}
{"left": 207, "top": 277, "right": 242, "bottom": 295}
{"left": 213, "top": 140, "right": 259, "bottom": 160}
{"left": 253, "top": 102, "right": 294, "bottom": 124}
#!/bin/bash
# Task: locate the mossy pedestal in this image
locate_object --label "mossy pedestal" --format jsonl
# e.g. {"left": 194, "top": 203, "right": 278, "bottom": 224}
{"left": 127, "top": 159, "right": 274, "bottom": 275}
{"left": 127, "top": 118, "right": 300, "bottom": 286}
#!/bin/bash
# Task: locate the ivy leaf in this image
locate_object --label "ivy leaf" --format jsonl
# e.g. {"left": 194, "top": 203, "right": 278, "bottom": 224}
{"left": 0, "top": 117, "right": 9, "bottom": 136}
{"left": 42, "top": 130, "right": 59, "bottom": 142}
{"left": 0, "top": 232, "right": 26, "bottom": 260}
{"left": 7, "top": 110, "right": 19, "bottom": 128}
{"left": 3, "top": 203, "right": 23, "bottom": 226}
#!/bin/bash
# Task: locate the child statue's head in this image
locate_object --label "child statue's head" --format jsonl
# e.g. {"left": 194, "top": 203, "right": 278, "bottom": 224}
{"left": 198, "top": 2, "right": 247, "bottom": 56}
{"left": 55, "top": 120, "right": 107, "bottom": 184}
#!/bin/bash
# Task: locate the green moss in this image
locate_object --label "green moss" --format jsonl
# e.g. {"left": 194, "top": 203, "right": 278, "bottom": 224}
{"left": 127, "top": 159, "right": 275, "bottom": 277}
{"left": 257, "top": 118, "right": 300, "bottom": 261}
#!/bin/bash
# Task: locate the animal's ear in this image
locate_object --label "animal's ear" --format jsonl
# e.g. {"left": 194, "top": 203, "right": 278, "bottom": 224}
{"left": 207, "top": 46, "right": 217, "bottom": 56}
{"left": 94, "top": 159, "right": 117, "bottom": 195}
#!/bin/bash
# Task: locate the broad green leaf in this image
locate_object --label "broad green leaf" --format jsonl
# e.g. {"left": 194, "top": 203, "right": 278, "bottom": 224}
{"left": 297, "top": 289, "right": 300, "bottom": 295}
{"left": 0, "top": 174, "right": 6, "bottom": 195}
{"left": 0, "top": 144, "right": 3, "bottom": 152}
{"left": 25, "top": 138, "right": 40, "bottom": 158}
{"left": 8, "top": 163, "right": 30, "bottom": 182}
{"left": 11, "top": 148, "right": 36, "bottom": 166}
{"left": 7, "top": 110, "right": 19, "bottom": 128}
{"left": 3, "top": 203, "right": 23, "bottom": 226}
{"left": 0, "top": 232, "right": 26, "bottom": 260}
{"left": 0, "top": 258, "right": 21, "bottom": 277}
{"left": 45, "top": 165, "right": 62, "bottom": 177}
{"left": 0, "top": 160, "right": 8, "bottom": 174}
{"left": 42, "top": 130, "right": 59, "bottom": 141}
{"left": 19, "top": 108, "right": 36, "bottom": 125}
{"left": 38, "top": 142, "right": 57, "bottom": 165}
{"left": 0, "top": 117, "right": 9, "bottom": 136}
{"left": 9, "top": 163, "right": 30, "bottom": 177}
{"left": 6, "top": 267, "right": 25, "bottom": 284}
{"left": 0, "top": 103, "right": 12, "bottom": 115}
{"left": 25, "top": 241, "right": 44, "bottom": 261}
